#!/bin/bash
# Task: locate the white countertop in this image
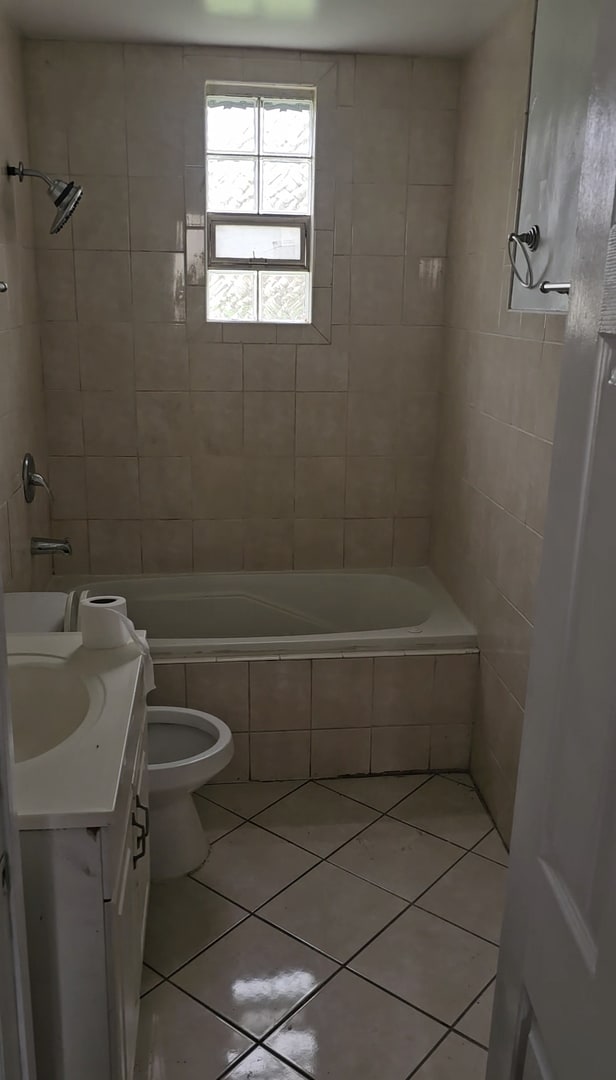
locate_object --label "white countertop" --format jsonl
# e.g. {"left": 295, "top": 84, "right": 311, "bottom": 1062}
{"left": 8, "top": 633, "right": 144, "bottom": 830}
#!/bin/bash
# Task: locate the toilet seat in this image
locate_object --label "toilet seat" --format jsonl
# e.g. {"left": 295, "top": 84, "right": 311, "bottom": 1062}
{"left": 147, "top": 706, "right": 234, "bottom": 795}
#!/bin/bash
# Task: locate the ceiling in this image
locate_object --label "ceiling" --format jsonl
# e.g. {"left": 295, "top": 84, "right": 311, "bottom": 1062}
{"left": 3, "top": 0, "right": 513, "bottom": 56}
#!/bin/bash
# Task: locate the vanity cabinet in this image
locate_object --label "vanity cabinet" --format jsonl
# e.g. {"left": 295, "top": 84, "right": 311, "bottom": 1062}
{"left": 19, "top": 685, "right": 149, "bottom": 1080}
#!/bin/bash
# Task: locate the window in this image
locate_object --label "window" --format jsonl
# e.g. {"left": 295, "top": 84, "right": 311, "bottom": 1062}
{"left": 205, "top": 86, "right": 315, "bottom": 324}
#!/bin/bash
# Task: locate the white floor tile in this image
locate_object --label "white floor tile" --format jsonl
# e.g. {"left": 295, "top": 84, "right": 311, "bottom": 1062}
{"left": 192, "top": 822, "right": 318, "bottom": 910}
{"left": 199, "top": 780, "right": 304, "bottom": 818}
{"left": 411, "top": 1031, "right": 487, "bottom": 1079}
{"left": 195, "top": 795, "right": 243, "bottom": 844}
{"left": 418, "top": 853, "right": 507, "bottom": 944}
{"left": 390, "top": 776, "right": 493, "bottom": 849}
{"left": 144, "top": 877, "right": 246, "bottom": 976}
{"left": 456, "top": 982, "right": 495, "bottom": 1047}
{"left": 474, "top": 829, "right": 509, "bottom": 867}
{"left": 254, "top": 782, "right": 378, "bottom": 856}
{"left": 318, "top": 773, "right": 431, "bottom": 811}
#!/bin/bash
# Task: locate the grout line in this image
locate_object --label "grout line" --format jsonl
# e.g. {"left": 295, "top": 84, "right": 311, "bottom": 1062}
{"left": 143, "top": 773, "right": 501, "bottom": 1078}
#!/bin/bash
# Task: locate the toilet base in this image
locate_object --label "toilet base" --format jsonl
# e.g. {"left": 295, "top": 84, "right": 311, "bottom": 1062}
{"left": 149, "top": 792, "right": 209, "bottom": 881}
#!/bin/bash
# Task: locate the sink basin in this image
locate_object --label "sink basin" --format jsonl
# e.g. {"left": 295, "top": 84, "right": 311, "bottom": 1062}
{"left": 9, "top": 656, "right": 90, "bottom": 763}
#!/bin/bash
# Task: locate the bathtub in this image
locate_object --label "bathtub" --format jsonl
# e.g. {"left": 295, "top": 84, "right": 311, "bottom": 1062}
{"left": 53, "top": 566, "right": 478, "bottom": 779}
{"left": 57, "top": 566, "right": 476, "bottom": 661}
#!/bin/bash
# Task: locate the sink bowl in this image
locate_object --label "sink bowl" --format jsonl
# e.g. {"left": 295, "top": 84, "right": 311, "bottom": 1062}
{"left": 9, "top": 656, "right": 90, "bottom": 763}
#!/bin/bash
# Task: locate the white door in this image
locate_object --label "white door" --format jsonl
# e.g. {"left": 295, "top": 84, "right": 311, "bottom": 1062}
{"left": 488, "top": 3, "right": 616, "bottom": 1077}
{"left": 0, "top": 577, "right": 36, "bottom": 1080}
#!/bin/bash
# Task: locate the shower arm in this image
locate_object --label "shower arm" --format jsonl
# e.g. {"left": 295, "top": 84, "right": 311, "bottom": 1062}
{"left": 7, "top": 163, "right": 54, "bottom": 186}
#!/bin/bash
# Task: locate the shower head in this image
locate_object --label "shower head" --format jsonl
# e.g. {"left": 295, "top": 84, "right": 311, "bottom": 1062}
{"left": 7, "top": 162, "right": 83, "bottom": 234}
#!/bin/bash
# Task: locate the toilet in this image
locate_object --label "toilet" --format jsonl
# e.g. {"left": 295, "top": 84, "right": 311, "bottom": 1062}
{"left": 147, "top": 706, "right": 234, "bottom": 881}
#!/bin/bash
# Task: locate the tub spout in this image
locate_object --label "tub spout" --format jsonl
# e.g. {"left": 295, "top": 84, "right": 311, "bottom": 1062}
{"left": 31, "top": 537, "right": 72, "bottom": 556}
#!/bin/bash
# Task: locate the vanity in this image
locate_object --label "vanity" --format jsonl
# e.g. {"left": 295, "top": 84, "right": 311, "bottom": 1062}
{"left": 8, "top": 632, "right": 149, "bottom": 1080}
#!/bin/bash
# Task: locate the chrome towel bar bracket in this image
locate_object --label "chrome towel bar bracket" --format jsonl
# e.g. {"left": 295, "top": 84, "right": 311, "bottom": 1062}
{"left": 540, "top": 281, "right": 571, "bottom": 295}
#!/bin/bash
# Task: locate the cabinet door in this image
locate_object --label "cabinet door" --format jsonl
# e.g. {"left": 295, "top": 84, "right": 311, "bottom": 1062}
{"left": 105, "top": 841, "right": 133, "bottom": 1080}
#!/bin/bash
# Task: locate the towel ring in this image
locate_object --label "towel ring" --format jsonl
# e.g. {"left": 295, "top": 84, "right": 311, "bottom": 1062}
{"left": 508, "top": 225, "right": 541, "bottom": 289}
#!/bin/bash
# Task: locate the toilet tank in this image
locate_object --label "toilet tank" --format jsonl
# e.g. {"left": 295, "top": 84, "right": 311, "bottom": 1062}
{"left": 4, "top": 593, "right": 68, "bottom": 633}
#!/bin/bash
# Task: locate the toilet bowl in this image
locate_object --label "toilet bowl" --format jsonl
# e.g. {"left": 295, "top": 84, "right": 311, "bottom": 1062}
{"left": 147, "top": 706, "right": 234, "bottom": 881}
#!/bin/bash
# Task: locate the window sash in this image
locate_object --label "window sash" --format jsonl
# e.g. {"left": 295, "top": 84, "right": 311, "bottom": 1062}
{"left": 207, "top": 213, "right": 311, "bottom": 270}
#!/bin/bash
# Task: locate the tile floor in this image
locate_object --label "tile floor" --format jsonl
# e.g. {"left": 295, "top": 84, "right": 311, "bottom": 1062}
{"left": 136, "top": 772, "right": 508, "bottom": 1080}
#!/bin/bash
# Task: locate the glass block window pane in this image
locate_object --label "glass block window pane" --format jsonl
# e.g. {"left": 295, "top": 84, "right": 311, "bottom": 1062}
{"left": 260, "top": 159, "right": 311, "bottom": 215}
{"left": 206, "top": 96, "right": 258, "bottom": 154}
{"left": 261, "top": 98, "right": 313, "bottom": 156}
{"left": 207, "top": 156, "right": 257, "bottom": 212}
{"left": 260, "top": 272, "right": 311, "bottom": 323}
{"left": 208, "top": 270, "right": 257, "bottom": 322}
{"left": 214, "top": 222, "right": 303, "bottom": 262}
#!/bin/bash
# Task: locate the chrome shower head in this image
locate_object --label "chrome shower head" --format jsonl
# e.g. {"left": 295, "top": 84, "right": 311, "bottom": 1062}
{"left": 7, "top": 162, "right": 84, "bottom": 234}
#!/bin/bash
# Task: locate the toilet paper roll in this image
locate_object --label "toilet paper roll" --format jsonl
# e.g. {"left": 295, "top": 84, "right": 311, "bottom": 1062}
{"left": 79, "top": 595, "right": 132, "bottom": 649}
{"left": 79, "top": 595, "right": 156, "bottom": 695}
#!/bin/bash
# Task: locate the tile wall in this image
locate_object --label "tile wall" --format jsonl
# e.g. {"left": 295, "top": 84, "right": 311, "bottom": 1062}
{"left": 431, "top": 0, "right": 566, "bottom": 840}
{"left": 149, "top": 651, "right": 478, "bottom": 780}
{"left": 24, "top": 44, "right": 459, "bottom": 575}
{"left": 0, "top": 15, "right": 51, "bottom": 592}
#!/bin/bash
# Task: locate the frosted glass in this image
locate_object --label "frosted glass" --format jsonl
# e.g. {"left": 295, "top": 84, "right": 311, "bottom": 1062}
{"left": 206, "top": 156, "right": 257, "bottom": 212}
{"left": 261, "top": 98, "right": 313, "bottom": 156}
{"left": 206, "top": 96, "right": 258, "bottom": 154}
{"left": 260, "top": 159, "right": 312, "bottom": 215}
{"left": 260, "top": 272, "right": 311, "bottom": 323}
{"left": 208, "top": 270, "right": 257, "bottom": 322}
{"left": 214, "top": 222, "right": 303, "bottom": 262}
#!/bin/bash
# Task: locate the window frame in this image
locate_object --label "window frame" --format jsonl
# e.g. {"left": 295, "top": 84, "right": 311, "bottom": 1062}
{"left": 207, "top": 213, "right": 311, "bottom": 271}
{"left": 204, "top": 83, "right": 316, "bottom": 324}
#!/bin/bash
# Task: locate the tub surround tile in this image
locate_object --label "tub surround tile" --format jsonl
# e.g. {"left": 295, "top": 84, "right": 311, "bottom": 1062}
{"left": 371, "top": 725, "right": 431, "bottom": 773}
{"left": 430, "top": 723, "right": 472, "bottom": 770}
{"left": 186, "top": 662, "right": 249, "bottom": 732}
{"left": 373, "top": 655, "right": 434, "bottom": 725}
{"left": 310, "top": 728, "right": 371, "bottom": 777}
{"left": 250, "top": 731, "right": 311, "bottom": 780}
{"left": 249, "top": 660, "right": 311, "bottom": 731}
{"left": 217, "top": 732, "right": 250, "bottom": 781}
{"left": 311, "top": 657, "right": 373, "bottom": 729}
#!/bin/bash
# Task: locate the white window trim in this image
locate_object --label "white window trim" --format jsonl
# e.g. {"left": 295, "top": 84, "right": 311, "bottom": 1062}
{"left": 207, "top": 213, "right": 311, "bottom": 271}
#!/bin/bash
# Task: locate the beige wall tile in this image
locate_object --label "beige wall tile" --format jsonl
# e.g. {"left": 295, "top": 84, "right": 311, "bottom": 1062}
{"left": 75, "top": 252, "right": 131, "bottom": 322}
{"left": 192, "top": 392, "right": 243, "bottom": 456}
{"left": 295, "top": 457, "right": 345, "bottom": 518}
{"left": 82, "top": 391, "right": 137, "bottom": 455}
{"left": 45, "top": 390, "right": 83, "bottom": 454}
{"left": 412, "top": 59, "right": 459, "bottom": 109}
{"left": 189, "top": 342, "right": 243, "bottom": 390}
{"left": 296, "top": 330, "right": 349, "bottom": 392}
{"left": 89, "top": 519, "right": 141, "bottom": 573}
{"left": 72, "top": 176, "right": 129, "bottom": 251}
{"left": 347, "top": 393, "right": 396, "bottom": 456}
{"left": 36, "top": 250, "right": 76, "bottom": 322}
{"left": 192, "top": 457, "right": 245, "bottom": 518}
{"left": 150, "top": 663, "right": 187, "bottom": 707}
{"left": 79, "top": 323, "right": 135, "bottom": 391}
{"left": 66, "top": 44, "right": 127, "bottom": 174}
{"left": 137, "top": 392, "right": 192, "bottom": 456}
{"left": 344, "top": 518, "right": 393, "bottom": 567}
{"left": 193, "top": 519, "right": 244, "bottom": 570}
{"left": 244, "top": 345, "right": 296, "bottom": 390}
{"left": 140, "top": 456, "right": 192, "bottom": 519}
{"left": 408, "top": 110, "right": 457, "bottom": 185}
{"left": 86, "top": 456, "right": 140, "bottom": 518}
{"left": 295, "top": 393, "right": 347, "bottom": 457}
{"left": 293, "top": 518, "right": 344, "bottom": 569}
{"left": 350, "top": 256, "right": 404, "bottom": 325}
{"left": 354, "top": 55, "right": 412, "bottom": 109}
{"left": 393, "top": 518, "right": 431, "bottom": 565}
{"left": 250, "top": 730, "right": 310, "bottom": 780}
{"left": 430, "top": 724, "right": 472, "bottom": 770}
{"left": 48, "top": 456, "right": 87, "bottom": 519}
{"left": 351, "top": 185, "right": 407, "bottom": 256}
{"left": 373, "top": 656, "right": 435, "bottom": 725}
{"left": 135, "top": 323, "right": 189, "bottom": 390}
{"left": 244, "top": 392, "right": 295, "bottom": 456}
{"left": 142, "top": 519, "right": 192, "bottom": 572}
{"left": 245, "top": 458, "right": 294, "bottom": 518}
{"left": 312, "top": 658, "right": 373, "bottom": 728}
{"left": 186, "top": 661, "right": 249, "bottom": 732}
{"left": 370, "top": 726, "right": 429, "bottom": 773}
{"left": 124, "top": 44, "right": 184, "bottom": 176}
{"left": 311, "top": 728, "right": 371, "bottom": 777}
{"left": 244, "top": 518, "right": 293, "bottom": 570}
{"left": 40, "top": 322, "right": 80, "bottom": 390}
{"left": 249, "top": 660, "right": 311, "bottom": 731}
{"left": 131, "top": 252, "right": 186, "bottom": 322}
{"left": 352, "top": 109, "right": 408, "bottom": 185}
{"left": 129, "top": 175, "right": 185, "bottom": 252}
{"left": 345, "top": 457, "right": 395, "bottom": 518}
